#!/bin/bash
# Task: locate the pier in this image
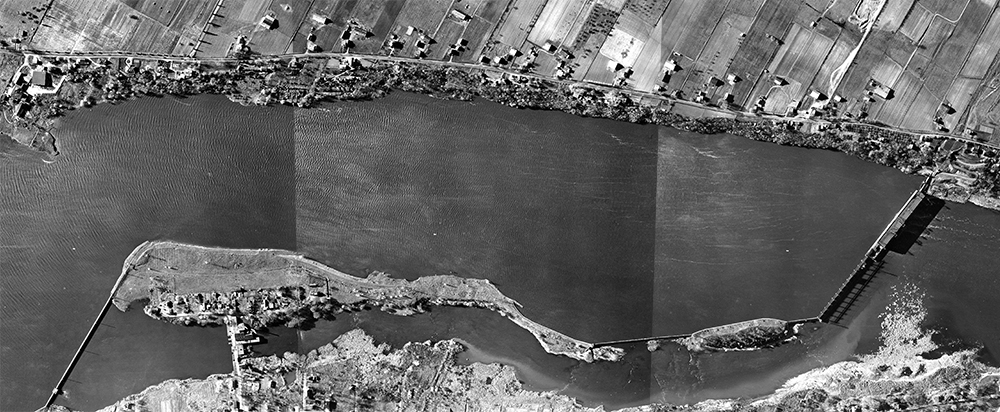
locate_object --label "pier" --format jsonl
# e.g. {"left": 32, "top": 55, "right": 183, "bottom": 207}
{"left": 819, "top": 177, "right": 943, "bottom": 324}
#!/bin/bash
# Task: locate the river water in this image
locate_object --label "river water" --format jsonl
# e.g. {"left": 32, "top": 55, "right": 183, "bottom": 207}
{"left": 1, "top": 93, "right": 996, "bottom": 411}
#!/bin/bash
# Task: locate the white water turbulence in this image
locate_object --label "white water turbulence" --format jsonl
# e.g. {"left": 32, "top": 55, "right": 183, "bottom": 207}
{"left": 750, "top": 282, "right": 1000, "bottom": 410}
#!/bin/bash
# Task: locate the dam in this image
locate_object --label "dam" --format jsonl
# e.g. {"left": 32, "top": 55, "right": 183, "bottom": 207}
{"left": 591, "top": 176, "right": 943, "bottom": 349}
{"left": 819, "top": 177, "right": 943, "bottom": 324}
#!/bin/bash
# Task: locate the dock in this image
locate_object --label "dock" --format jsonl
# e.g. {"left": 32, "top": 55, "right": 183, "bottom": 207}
{"left": 819, "top": 177, "right": 942, "bottom": 324}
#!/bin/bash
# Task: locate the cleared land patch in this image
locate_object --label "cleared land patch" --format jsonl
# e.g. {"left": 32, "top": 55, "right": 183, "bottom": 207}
{"left": 960, "top": 5, "right": 1000, "bottom": 79}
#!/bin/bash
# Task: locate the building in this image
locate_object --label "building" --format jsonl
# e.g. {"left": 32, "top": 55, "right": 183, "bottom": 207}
{"left": 30, "top": 69, "right": 51, "bottom": 87}
{"left": 726, "top": 73, "right": 741, "bottom": 84}
{"left": 13, "top": 102, "right": 29, "bottom": 118}
{"left": 773, "top": 76, "right": 788, "bottom": 86}
{"left": 809, "top": 90, "right": 827, "bottom": 100}
{"left": 311, "top": 14, "right": 331, "bottom": 25}
{"left": 405, "top": 26, "right": 415, "bottom": 35}
{"left": 259, "top": 15, "right": 277, "bottom": 30}
{"left": 450, "top": 9, "right": 470, "bottom": 21}
{"left": 542, "top": 42, "right": 557, "bottom": 53}
{"left": 872, "top": 85, "right": 893, "bottom": 99}
{"left": 664, "top": 59, "right": 680, "bottom": 73}
{"left": 869, "top": 79, "right": 894, "bottom": 100}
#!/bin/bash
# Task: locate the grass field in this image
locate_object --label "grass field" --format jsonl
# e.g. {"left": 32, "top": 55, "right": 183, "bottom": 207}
{"left": 628, "top": 16, "right": 664, "bottom": 92}
{"left": 727, "top": 0, "right": 802, "bottom": 105}
{"left": 583, "top": 51, "right": 617, "bottom": 85}
{"left": 526, "top": 0, "right": 591, "bottom": 46}
{"left": 874, "top": 71, "right": 921, "bottom": 126}
{"left": 763, "top": 80, "right": 803, "bottom": 114}
{"left": 477, "top": 0, "right": 509, "bottom": 23}
{"left": 961, "top": 6, "right": 1000, "bottom": 78}
{"left": 935, "top": 0, "right": 993, "bottom": 75}
{"left": 455, "top": 16, "right": 496, "bottom": 62}
{"left": 916, "top": 15, "right": 953, "bottom": 54}
{"left": 783, "top": 25, "right": 835, "bottom": 94}
{"left": 812, "top": 32, "right": 857, "bottom": 96}
{"left": 969, "top": 80, "right": 1000, "bottom": 128}
{"left": 899, "top": 3, "right": 931, "bottom": 41}
{"left": 615, "top": 9, "right": 654, "bottom": 38}
{"left": 875, "top": 0, "right": 915, "bottom": 31}
{"left": 394, "top": 0, "right": 453, "bottom": 41}
{"left": 599, "top": 28, "right": 644, "bottom": 66}
{"left": 916, "top": 0, "right": 971, "bottom": 21}
{"left": 824, "top": 0, "right": 862, "bottom": 23}
{"left": 0, "top": 0, "right": 48, "bottom": 44}
{"left": 671, "top": 1, "right": 730, "bottom": 59}
{"left": 870, "top": 57, "right": 903, "bottom": 87}
{"left": 431, "top": 19, "right": 465, "bottom": 60}
{"left": 944, "top": 76, "right": 981, "bottom": 130}
{"left": 491, "top": 0, "right": 546, "bottom": 49}
{"left": 923, "top": 62, "right": 956, "bottom": 97}
{"left": 32, "top": 0, "right": 192, "bottom": 53}
{"left": 623, "top": 0, "right": 670, "bottom": 26}
{"left": 900, "top": 85, "right": 942, "bottom": 130}
{"left": 198, "top": 0, "right": 272, "bottom": 56}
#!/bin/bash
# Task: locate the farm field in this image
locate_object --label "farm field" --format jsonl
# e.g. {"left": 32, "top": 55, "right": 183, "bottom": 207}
{"left": 961, "top": 6, "right": 1000, "bottom": 79}
{"left": 11, "top": 0, "right": 1000, "bottom": 137}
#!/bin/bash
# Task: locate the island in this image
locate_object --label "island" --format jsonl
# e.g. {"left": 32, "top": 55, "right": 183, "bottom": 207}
{"left": 113, "top": 240, "right": 624, "bottom": 363}
{"left": 66, "top": 301, "right": 1000, "bottom": 412}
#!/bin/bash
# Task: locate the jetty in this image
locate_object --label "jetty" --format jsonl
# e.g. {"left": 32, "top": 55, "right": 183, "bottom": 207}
{"left": 819, "top": 177, "right": 943, "bottom": 324}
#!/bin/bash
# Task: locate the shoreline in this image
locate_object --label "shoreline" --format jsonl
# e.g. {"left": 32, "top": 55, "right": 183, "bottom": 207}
{"left": 113, "top": 240, "right": 625, "bottom": 363}
{"left": 3, "top": 52, "right": 1000, "bottom": 213}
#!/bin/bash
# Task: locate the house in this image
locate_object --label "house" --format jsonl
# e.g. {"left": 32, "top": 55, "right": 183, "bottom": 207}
{"left": 872, "top": 84, "right": 893, "bottom": 99}
{"left": 450, "top": 9, "right": 470, "bottom": 21}
{"left": 726, "top": 73, "right": 741, "bottom": 84}
{"left": 311, "top": 14, "right": 331, "bottom": 25}
{"left": 30, "top": 69, "right": 51, "bottom": 87}
{"left": 542, "top": 42, "right": 557, "bottom": 53}
{"left": 405, "top": 26, "right": 415, "bottom": 35}
{"left": 773, "top": 76, "right": 788, "bottom": 86}
{"left": 13, "top": 102, "right": 29, "bottom": 118}
{"left": 479, "top": 55, "right": 491, "bottom": 64}
{"left": 809, "top": 90, "right": 827, "bottom": 100}
{"left": 259, "top": 14, "right": 277, "bottom": 30}
{"left": 607, "top": 60, "right": 623, "bottom": 71}
{"left": 707, "top": 76, "right": 723, "bottom": 87}
{"left": 664, "top": 59, "right": 680, "bottom": 73}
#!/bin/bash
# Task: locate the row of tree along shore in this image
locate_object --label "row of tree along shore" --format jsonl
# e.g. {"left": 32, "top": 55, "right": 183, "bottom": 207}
{"left": 4, "top": 53, "right": 999, "bottom": 209}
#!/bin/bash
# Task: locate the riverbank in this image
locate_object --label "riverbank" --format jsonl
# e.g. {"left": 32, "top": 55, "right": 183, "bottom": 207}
{"left": 57, "top": 305, "right": 1000, "bottom": 412}
{"left": 4, "top": 53, "right": 1000, "bottom": 211}
{"left": 113, "top": 240, "right": 624, "bottom": 363}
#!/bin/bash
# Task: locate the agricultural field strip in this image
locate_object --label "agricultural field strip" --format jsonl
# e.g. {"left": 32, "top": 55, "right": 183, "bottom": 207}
{"left": 961, "top": 5, "right": 1000, "bottom": 79}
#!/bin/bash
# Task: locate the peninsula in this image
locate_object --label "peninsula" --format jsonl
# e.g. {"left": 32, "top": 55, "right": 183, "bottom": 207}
{"left": 112, "top": 240, "right": 625, "bottom": 363}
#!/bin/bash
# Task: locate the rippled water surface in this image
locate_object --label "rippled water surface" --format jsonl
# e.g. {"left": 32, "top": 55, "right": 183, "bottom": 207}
{"left": 2, "top": 93, "right": 997, "bottom": 411}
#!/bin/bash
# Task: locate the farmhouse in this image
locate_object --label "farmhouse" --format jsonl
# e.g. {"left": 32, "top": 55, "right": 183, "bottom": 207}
{"left": 30, "top": 70, "right": 51, "bottom": 87}
{"left": 259, "top": 15, "right": 277, "bottom": 30}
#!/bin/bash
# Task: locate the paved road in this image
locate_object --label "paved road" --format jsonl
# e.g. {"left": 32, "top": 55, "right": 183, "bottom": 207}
{"left": 12, "top": 48, "right": 1000, "bottom": 150}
